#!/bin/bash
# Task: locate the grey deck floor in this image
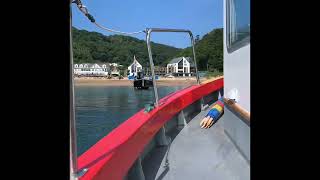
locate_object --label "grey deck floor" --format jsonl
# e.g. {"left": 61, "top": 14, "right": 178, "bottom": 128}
{"left": 142, "top": 108, "right": 250, "bottom": 180}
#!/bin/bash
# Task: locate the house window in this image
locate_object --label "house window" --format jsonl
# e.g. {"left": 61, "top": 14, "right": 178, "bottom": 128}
{"left": 184, "top": 67, "right": 188, "bottom": 73}
{"left": 178, "top": 60, "right": 183, "bottom": 69}
{"left": 227, "top": 0, "right": 250, "bottom": 52}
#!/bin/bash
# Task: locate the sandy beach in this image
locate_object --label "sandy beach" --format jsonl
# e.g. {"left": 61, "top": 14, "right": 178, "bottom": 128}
{"left": 74, "top": 76, "right": 223, "bottom": 86}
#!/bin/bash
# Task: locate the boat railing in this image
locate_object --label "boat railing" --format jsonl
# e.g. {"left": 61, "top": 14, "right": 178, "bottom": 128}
{"left": 223, "top": 98, "right": 250, "bottom": 124}
{"left": 145, "top": 28, "right": 200, "bottom": 107}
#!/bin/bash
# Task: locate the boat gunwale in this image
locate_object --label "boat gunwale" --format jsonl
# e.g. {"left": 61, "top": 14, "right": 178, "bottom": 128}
{"left": 77, "top": 78, "right": 224, "bottom": 180}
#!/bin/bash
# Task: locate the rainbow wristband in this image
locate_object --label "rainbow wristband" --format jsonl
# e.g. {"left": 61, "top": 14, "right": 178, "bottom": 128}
{"left": 206, "top": 98, "right": 224, "bottom": 120}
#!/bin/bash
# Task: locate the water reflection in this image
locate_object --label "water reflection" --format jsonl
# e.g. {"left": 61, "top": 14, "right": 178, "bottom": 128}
{"left": 75, "top": 86, "right": 186, "bottom": 156}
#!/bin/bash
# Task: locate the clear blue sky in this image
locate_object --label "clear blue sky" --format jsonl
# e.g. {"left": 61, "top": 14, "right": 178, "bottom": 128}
{"left": 72, "top": 0, "right": 222, "bottom": 48}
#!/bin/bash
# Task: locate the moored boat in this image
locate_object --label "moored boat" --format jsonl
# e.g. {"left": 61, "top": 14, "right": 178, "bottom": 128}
{"left": 133, "top": 72, "right": 153, "bottom": 90}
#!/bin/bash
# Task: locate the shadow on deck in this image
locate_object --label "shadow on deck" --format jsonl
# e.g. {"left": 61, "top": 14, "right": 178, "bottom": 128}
{"left": 141, "top": 107, "right": 250, "bottom": 180}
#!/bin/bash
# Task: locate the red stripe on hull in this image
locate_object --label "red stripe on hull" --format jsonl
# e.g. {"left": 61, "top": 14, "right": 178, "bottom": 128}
{"left": 78, "top": 78, "right": 224, "bottom": 180}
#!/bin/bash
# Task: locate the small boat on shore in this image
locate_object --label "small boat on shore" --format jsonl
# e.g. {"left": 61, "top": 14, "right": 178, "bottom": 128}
{"left": 133, "top": 72, "right": 153, "bottom": 89}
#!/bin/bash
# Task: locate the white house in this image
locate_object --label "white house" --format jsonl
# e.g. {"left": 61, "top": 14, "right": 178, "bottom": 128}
{"left": 127, "top": 55, "right": 142, "bottom": 76}
{"left": 109, "top": 63, "right": 121, "bottom": 76}
{"left": 74, "top": 63, "right": 110, "bottom": 76}
{"left": 166, "top": 57, "right": 195, "bottom": 76}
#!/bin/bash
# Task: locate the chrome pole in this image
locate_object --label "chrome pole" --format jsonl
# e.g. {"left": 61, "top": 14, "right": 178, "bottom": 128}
{"left": 145, "top": 28, "right": 201, "bottom": 107}
{"left": 70, "top": 2, "right": 78, "bottom": 179}
{"left": 146, "top": 28, "right": 159, "bottom": 107}
{"left": 189, "top": 33, "right": 200, "bottom": 85}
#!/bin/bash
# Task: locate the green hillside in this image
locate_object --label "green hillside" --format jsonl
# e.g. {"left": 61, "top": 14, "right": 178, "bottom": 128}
{"left": 72, "top": 27, "right": 223, "bottom": 72}
{"left": 176, "top": 28, "right": 223, "bottom": 72}
{"left": 72, "top": 27, "right": 181, "bottom": 67}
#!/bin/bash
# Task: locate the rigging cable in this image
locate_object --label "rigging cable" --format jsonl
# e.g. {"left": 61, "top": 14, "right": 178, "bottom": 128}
{"left": 72, "top": 0, "right": 146, "bottom": 35}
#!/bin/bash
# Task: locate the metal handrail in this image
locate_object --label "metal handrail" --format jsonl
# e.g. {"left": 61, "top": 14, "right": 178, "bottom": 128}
{"left": 70, "top": 2, "right": 79, "bottom": 179}
{"left": 223, "top": 98, "right": 250, "bottom": 123}
{"left": 145, "top": 28, "right": 201, "bottom": 107}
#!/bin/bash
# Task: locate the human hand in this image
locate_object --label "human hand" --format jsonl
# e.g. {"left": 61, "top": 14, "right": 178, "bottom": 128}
{"left": 200, "top": 116, "right": 214, "bottom": 129}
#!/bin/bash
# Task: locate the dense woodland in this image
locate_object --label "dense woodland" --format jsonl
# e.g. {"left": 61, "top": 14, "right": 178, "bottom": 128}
{"left": 72, "top": 27, "right": 223, "bottom": 72}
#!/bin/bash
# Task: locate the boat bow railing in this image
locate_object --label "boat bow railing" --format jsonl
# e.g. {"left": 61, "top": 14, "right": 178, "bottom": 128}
{"left": 145, "top": 28, "right": 201, "bottom": 107}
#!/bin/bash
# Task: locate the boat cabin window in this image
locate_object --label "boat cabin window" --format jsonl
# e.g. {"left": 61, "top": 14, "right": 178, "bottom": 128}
{"left": 227, "top": 0, "right": 250, "bottom": 52}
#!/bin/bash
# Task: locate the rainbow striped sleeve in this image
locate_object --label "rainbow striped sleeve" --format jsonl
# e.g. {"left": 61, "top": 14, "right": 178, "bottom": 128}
{"left": 206, "top": 98, "right": 224, "bottom": 120}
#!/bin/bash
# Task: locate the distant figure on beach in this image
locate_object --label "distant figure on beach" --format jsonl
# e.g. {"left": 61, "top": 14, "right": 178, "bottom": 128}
{"left": 200, "top": 98, "right": 224, "bottom": 129}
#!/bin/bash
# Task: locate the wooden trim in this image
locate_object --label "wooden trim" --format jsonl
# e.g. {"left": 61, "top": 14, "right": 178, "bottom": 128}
{"left": 201, "top": 76, "right": 224, "bottom": 84}
{"left": 223, "top": 98, "right": 250, "bottom": 122}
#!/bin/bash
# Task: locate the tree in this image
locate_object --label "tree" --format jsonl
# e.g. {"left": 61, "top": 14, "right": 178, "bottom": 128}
{"left": 175, "top": 28, "right": 223, "bottom": 72}
{"left": 72, "top": 27, "right": 223, "bottom": 73}
{"left": 195, "top": 35, "right": 200, "bottom": 44}
{"left": 72, "top": 27, "right": 181, "bottom": 66}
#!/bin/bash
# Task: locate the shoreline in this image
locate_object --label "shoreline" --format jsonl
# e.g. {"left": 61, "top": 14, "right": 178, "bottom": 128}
{"left": 74, "top": 76, "right": 223, "bottom": 87}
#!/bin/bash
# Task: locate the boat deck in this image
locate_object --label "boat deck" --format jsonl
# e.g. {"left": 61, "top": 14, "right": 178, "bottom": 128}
{"left": 142, "top": 107, "right": 250, "bottom": 180}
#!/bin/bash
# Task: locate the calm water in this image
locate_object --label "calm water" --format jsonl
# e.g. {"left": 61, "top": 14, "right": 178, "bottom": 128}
{"left": 75, "top": 86, "right": 187, "bottom": 156}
